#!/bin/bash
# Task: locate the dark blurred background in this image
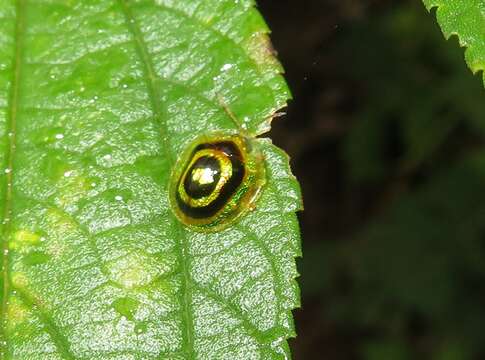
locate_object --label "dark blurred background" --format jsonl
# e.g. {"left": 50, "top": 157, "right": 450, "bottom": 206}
{"left": 257, "top": 1, "right": 485, "bottom": 359}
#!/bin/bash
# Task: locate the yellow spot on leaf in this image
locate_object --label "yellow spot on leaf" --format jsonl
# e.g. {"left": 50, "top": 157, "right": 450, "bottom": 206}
{"left": 14, "top": 230, "right": 40, "bottom": 244}
{"left": 6, "top": 299, "right": 28, "bottom": 328}
{"left": 9, "top": 230, "right": 40, "bottom": 251}
{"left": 11, "top": 272, "right": 29, "bottom": 289}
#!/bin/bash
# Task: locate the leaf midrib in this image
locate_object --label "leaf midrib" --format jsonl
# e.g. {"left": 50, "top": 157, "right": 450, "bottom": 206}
{"left": 0, "top": 0, "right": 24, "bottom": 355}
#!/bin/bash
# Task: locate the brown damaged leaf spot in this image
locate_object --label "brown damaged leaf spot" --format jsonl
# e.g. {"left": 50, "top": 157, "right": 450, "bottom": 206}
{"left": 244, "top": 32, "right": 284, "bottom": 72}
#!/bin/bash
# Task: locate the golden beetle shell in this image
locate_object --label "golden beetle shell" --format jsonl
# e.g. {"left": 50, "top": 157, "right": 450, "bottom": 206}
{"left": 169, "top": 132, "right": 266, "bottom": 232}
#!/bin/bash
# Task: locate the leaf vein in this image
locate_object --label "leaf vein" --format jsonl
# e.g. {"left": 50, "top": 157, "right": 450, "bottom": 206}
{"left": 155, "top": 1, "right": 273, "bottom": 79}
{"left": 14, "top": 287, "right": 76, "bottom": 359}
{"left": 117, "top": 2, "right": 196, "bottom": 359}
{"left": 193, "top": 283, "right": 264, "bottom": 341}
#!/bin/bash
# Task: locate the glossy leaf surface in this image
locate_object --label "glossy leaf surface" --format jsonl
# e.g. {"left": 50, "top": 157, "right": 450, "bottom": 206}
{"left": 0, "top": 0, "right": 301, "bottom": 358}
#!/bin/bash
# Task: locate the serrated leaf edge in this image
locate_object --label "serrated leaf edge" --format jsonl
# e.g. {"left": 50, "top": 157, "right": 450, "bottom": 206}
{"left": 423, "top": 1, "right": 485, "bottom": 86}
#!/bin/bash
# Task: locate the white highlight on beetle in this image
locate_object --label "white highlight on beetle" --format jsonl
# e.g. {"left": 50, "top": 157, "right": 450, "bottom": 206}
{"left": 192, "top": 167, "right": 218, "bottom": 185}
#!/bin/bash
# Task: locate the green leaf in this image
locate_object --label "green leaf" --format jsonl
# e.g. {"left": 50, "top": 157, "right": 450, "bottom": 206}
{"left": 0, "top": 0, "right": 301, "bottom": 358}
{"left": 422, "top": 0, "right": 485, "bottom": 86}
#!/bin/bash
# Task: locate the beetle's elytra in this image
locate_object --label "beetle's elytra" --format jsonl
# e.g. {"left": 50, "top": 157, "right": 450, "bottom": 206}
{"left": 169, "top": 132, "right": 265, "bottom": 232}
